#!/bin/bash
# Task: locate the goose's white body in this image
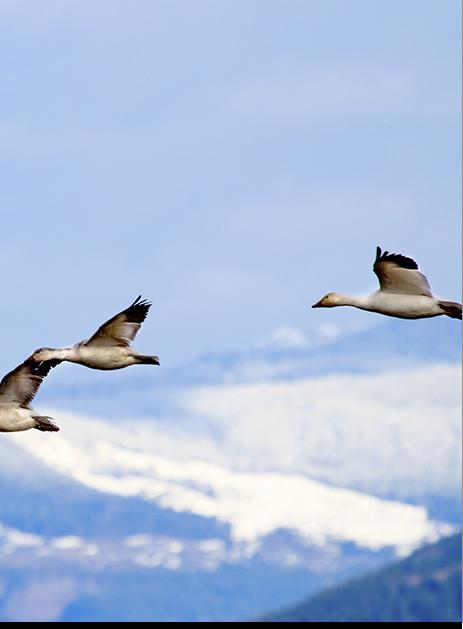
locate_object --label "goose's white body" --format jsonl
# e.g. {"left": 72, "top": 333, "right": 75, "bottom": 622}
{"left": 338, "top": 292, "right": 445, "bottom": 319}
{"left": 39, "top": 344, "right": 154, "bottom": 371}
{"left": 0, "top": 404, "right": 42, "bottom": 432}
{"left": 0, "top": 406, "right": 37, "bottom": 432}
{"left": 313, "top": 247, "right": 462, "bottom": 320}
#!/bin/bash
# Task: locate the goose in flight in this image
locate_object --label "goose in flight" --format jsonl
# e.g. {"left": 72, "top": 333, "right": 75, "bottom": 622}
{"left": 312, "top": 247, "right": 462, "bottom": 320}
{"left": 31, "top": 296, "right": 160, "bottom": 370}
{"left": 0, "top": 359, "right": 58, "bottom": 432}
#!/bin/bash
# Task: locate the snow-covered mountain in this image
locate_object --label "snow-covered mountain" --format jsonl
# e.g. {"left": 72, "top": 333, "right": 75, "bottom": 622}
{"left": 7, "top": 411, "right": 454, "bottom": 554}
{"left": 0, "top": 317, "right": 460, "bottom": 621}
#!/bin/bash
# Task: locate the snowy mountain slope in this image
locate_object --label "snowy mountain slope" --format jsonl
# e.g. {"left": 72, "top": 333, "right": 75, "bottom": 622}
{"left": 24, "top": 362, "right": 461, "bottom": 510}
{"left": 0, "top": 439, "right": 226, "bottom": 540}
{"left": 8, "top": 404, "right": 454, "bottom": 556}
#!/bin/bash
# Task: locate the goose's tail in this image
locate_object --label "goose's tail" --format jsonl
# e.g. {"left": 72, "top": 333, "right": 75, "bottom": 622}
{"left": 34, "top": 416, "right": 60, "bottom": 432}
{"left": 438, "top": 300, "right": 462, "bottom": 320}
{"left": 137, "top": 355, "right": 160, "bottom": 365}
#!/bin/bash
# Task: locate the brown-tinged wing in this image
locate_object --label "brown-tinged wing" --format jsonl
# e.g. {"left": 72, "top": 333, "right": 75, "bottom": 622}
{"left": 84, "top": 296, "right": 151, "bottom": 348}
{"left": 0, "top": 359, "right": 56, "bottom": 407}
{"left": 373, "top": 247, "right": 433, "bottom": 296}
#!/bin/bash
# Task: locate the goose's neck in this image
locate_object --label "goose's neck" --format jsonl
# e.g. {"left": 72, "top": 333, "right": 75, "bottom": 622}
{"left": 54, "top": 346, "right": 79, "bottom": 361}
{"left": 335, "top": 293, "right": 367, "bottom": 308}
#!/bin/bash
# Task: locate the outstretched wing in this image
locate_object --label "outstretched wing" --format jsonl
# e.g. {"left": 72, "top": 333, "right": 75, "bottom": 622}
{"left": 84, "top": 296, "right": 151, "bottom": 348}
{"left": 0, "top": 359, "right": 55, "bottom": 407}
{"left": 373, "top": 247, "right": 433, "bottom": 296}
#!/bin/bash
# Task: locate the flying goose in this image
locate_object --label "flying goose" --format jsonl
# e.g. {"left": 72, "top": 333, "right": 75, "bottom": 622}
{"left": 0, "top": 359, "right": 58, "bottom": 432}
{"left": 312, "top": 247, "right": 462, "bottom": 320}
{"left": 31, "top": 296, "right": 160, "bottom": 370}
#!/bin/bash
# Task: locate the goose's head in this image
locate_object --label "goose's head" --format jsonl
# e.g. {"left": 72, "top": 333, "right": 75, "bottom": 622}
{"left": 312, "top": 292, "right": 343, "bottom": 308}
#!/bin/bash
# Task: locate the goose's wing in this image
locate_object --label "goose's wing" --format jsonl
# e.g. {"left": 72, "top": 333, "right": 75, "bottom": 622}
{"left": 0, "top": 359, "right": 55, "bottom": 407}
{"left": 373, "top": 247, "right": 433, "bottom": 296}
{"left": 85, "top": 296, "right": 151, "bottom": 348}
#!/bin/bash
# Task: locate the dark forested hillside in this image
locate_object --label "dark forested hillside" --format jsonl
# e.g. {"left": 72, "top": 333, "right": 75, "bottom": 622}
{"left": 265, "top": 533, "right": 462, "bottom": 623}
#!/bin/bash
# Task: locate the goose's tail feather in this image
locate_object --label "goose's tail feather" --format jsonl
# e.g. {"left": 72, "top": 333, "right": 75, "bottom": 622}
{"left": 34, "top": 416, "right": 60, "bottom": 432}
{"left": 439, "top": 300, "right": 462, "bottom": 320}
{"left": 138, "top": 355, "right": 160, "bottom": 365}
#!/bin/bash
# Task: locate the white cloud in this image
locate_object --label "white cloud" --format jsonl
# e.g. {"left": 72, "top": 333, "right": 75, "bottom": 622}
{"left": 256, "top": 325, "right": 308, "bottom": 350}
{"left": 254, "top": 320, "right": 367, "bottom": 353}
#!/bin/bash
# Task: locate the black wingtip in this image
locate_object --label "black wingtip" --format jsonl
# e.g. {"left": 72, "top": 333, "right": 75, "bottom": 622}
{"left": 30, "top": 358, "right": 62, "bottom": 377}
{"left": 123, "top": 296, "right": 152, "bottom": 325}
{"left": 130, "top": 295, "right": 151, "bottom": 308}
{"left": 375, "top": 247, "right": 419, "bottom": 270}
{"left": 131, "top": 295, "right": 143, "bottom": 306}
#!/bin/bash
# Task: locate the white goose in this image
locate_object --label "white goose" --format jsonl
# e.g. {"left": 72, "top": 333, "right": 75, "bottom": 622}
{"left": 0, "top": 359, "right": 58, "bottom": 432}
{"left": 312, "top": 246, "right": 462, "bottom": 320}
{"left": 31, "top": 296, "right": 160, "bottom": 370}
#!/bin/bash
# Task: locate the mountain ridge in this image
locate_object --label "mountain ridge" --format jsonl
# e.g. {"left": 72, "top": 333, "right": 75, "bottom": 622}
{"left": 264, "top": 532, "right": 462, "bottom": 622}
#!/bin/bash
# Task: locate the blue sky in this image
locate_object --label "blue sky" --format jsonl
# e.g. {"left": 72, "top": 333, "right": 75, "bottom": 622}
{"left": 0, "top": 0, "right": 460, "bottom": 372}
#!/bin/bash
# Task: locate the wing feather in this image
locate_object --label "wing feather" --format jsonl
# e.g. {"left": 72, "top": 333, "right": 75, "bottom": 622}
{"left": 0, "top": 359, "right": 55, "bottom": 407}
{"left": 84, "top": 296, "right": 151, "bottom": 348}
{"left": 373, "top": 247, "right": 433, "bottom": 296}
